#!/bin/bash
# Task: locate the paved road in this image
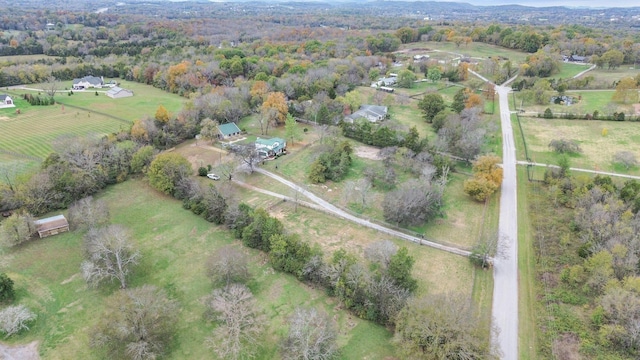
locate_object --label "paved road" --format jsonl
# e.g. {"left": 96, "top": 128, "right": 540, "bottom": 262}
{"left": 469, "top": 68, "right": 519, "bottom": 359}
{"left": 517, "top": 161, "right": 640, "bottom": 180}
{"left": 253, "top": 168, "right": 471, "bottom": 257}
{"left": 493, "top": 84, "right": 519, "bottom": 360}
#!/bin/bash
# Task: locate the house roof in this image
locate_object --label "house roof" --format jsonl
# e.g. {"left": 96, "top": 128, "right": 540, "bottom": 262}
{"left": 346, "top": 105, "right": 388, "bottom": 122}
{"left": 255, "top": 137, "right": 286, "bottom": 150}
{"left": 34, "top": 214, "right": 69, "bottom": 234}
{"left": 218, "top": 122, "right": 241, "bottom": 136}
{"left": 73, "top": 76, "right": 103, "bottom": 85}
{"left": 0, "top": 94, "right": 10, "bottom": 101}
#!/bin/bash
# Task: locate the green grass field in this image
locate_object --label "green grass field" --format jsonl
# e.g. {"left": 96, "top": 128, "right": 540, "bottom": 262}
{"left": 10, "top": 79, "right": 185, "bottom": 122}
{"left": 3, "top": 180, "right": 396, "bottom": 359}
{"left": 553, "top": 62, "right": 592, "bottom": 80}
{"left": 516, "top": 89, "right": 633, "bottom": 115}
{"left": 583, "top": 66, "right": 640, "bottom": 86}
{"left": 0, "top": 81, "right": 185, "bottom": 180}
{"left": 0, "top": 100, "right": 128, "bottom": 160}
{"left": 414, "top": 42, "right": 529, "bottom": 65}
{"left": 516, "top": 116, "right": 640, "bottom": 175}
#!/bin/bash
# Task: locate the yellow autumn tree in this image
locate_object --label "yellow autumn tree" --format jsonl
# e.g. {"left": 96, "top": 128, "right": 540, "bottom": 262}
{"left": 464, "top": 155, "right": 503, "bottom": 202}
{"left": 131, "top": 119, "right": 149, "bottom": 142}
{"left": 261, "top": 92, "right": 288, "bottom": 126}
{"left": 465, "top": 93, "right": 484, "bottom": 109}
{"left": 167, "top": 60, "right": 190, "bottom": 93}
{"left": 155, "top": 105, "right": 170, "bottom": 124}
{"left": 250, "top": 81, "right": 269, "bottom": 106}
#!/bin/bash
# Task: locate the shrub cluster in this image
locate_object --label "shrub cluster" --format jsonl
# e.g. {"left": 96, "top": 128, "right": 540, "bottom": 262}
{"left": 22, "top": 93, "right": 54, "bottom": 106}
{"left": 308, "top": 140, "right": 353, "bottom": 183}
{"left": 225, "top": 203, "right": 418, "bottom": 326}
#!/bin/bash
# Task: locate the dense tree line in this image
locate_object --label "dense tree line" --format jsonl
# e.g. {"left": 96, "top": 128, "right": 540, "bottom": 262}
{"left": 531, "top": 167, "right": 640, "bottom": 358}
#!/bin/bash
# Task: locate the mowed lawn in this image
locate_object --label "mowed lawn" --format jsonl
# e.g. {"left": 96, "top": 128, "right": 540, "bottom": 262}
{"left": 553, "top": 62, "right": 593, "bottom": 80}
{"left": 517, "top": 116, "right": 640, "bottom": 175}
{"left": 13, "top": 79, "right": 185, "bottom": 122}
{"left": 517, "top": 89, "right": 633, "bottom": 115}
{"left": 2, "top": 180, "right": 395, "bottom": 359}
{"left": 0, "top": 98, "right": 129, "bottom": 160}
{"left": 410, "top": 41, "right": 530, "bottom": 64}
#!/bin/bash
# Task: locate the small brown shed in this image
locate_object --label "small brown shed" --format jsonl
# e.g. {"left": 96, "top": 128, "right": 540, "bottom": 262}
{"left": 34, "top": 215, "right": 70, "bottom": 238}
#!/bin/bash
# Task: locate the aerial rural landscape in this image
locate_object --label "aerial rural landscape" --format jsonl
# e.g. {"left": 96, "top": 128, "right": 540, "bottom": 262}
{"left": 1, "top": 0, "right": 640, "bottom": 359}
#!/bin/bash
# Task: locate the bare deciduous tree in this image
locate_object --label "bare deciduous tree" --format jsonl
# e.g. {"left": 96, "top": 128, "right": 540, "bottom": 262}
{"left": 614, "top": 151, "right": 638, "bottom": 170}
{"left": 364, "top": 240, "right": 398, "bottom": 269}
{"left": 229, "top": 143, "right": 260, "bottom": 173}
{"left": 0, "top": 305, "right": 36, "bottom": 337}
{"left": 343, "top": 178, "right": 372, "bottom": 209}
{"left": 394, "top": 293, "right": 498, "bottom": 360}
{"left": 548, "top": 138, "right": 582, "bottom": 154}
{"left": 382, "top": 179, "right": 445, "bottom": 226}
{"left": 68, "top": 196, "right": 110, "bottom": 231}
{"left": 206, "top": 245, "right": 251, "bottom": 287}
{"left": 206, "top": 284, "right": 264, "bottom": 360}
{"left": 281, "top": 307, "right": 338, "bottom": 360}
{"left": 44, "top": 75, "right": 60, "bottom": 98}
{"left": 552, "top": 333, "right": 581, "bottom": 360}
{"left": 470, "top": 230, "right": 509, "bottom": 269}
{"left": 199, "top": 118, "right": 219, "bottom": 144}
{"left": 81, "top": 225, "right": 140, "bottom": 289}
{"left": 0, "top": 212, "right": 36, "bottom": 247}
{"left": 91, "top": 285, "right": 178, "bottom": 360}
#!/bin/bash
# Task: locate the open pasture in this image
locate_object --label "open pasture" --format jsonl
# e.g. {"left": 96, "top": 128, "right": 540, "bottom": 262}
{"left": 516, "top": 89, "right": 633, "bottom": 116}
{"left": 414, "top": 41, "right": 530, "bottom": 64}
{"left": 13, "top": 79, "right": 186, "bottom": 122}
{"left": 2, "top": 180, "right": 396, "bottom": 359}
{"left": 581, "top": 66, "right": 640, "bottom": 86}
{"left": 553, "top": 62, "right": 593, "bottom": 80}
{"left": 0, "top": 103, "right": 128, "bottom": 160}
{"left": 517, "top": 116, "right": 640, "bottom": 175}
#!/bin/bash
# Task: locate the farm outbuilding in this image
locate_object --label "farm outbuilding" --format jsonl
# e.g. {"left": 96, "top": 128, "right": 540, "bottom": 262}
{"left": 34, "top": 215, "right": 69, "bottom": 238}
{"left": 106, "top": 87, "right": 133, "bottom": 99}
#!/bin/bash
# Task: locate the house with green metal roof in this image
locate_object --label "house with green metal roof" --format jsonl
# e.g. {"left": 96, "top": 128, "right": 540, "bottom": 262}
{"left": 217, "top": 122, "right": 242, "bottom": 139}
{"left": 255, "top": 137, "right": 287, "bottom": 159}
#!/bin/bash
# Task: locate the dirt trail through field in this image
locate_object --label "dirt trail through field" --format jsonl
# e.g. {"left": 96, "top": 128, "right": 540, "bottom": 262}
{"left": 0, "top": 341, "right": 40, "bottom": 360}
{"left": 353, "top": 145, "right": 381, "bottom": 160}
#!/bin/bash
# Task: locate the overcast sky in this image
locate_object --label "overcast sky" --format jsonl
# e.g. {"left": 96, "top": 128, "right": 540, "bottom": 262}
{"left": 466, "top": 0, "right": 638, "bottom": 7}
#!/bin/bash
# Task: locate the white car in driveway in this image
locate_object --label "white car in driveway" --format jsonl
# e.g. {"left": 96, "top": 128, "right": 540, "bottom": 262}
{"left": 207, "top": 173, "right": 220, "bottom": 180}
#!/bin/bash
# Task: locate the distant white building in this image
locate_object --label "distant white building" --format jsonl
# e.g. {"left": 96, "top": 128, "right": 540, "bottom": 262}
{"left": 72, "top": 76, "right": 104, "bottom": 90}
{"left": 344, "top": 105, "right": 388, "bottom": 123}
{"left": 0, "top": 94, "right": 15, "bottom": 108}
{"left": 106, "top": 87, "right": 133, "bottom": 99}
{"left": 377, "top": 77, "right": 397, "bottom": 87}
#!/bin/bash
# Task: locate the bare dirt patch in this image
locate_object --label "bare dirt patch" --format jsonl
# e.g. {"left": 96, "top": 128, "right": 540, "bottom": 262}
{"left": 0, "top": 341, "right": 40, "bottom": 360}
{"left": 0, "top": 116, "right": 11, "bottom": 122}
{"left": 633, "top": 103, "right": 640, "bottom": 115}
{"left": 353, "top": 145, "right": 381, "bottom": 161}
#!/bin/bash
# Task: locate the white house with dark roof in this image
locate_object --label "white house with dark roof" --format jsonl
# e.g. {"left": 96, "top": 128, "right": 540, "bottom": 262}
{"left": 72, "top": 76, "right": 104, "bottom": 90}
{"left": 106, "top": 87, "right": 133, "bottom": 99}
{"left": 344, "top": 105, "right": 388, "bottom": 123}
{"left": 0, "top": 94, "right": 14, "bottom": 108}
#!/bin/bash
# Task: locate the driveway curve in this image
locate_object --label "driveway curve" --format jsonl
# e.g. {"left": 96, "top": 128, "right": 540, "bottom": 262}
{"left": 252, "top": 168, "right": 471, "bottom": 257}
